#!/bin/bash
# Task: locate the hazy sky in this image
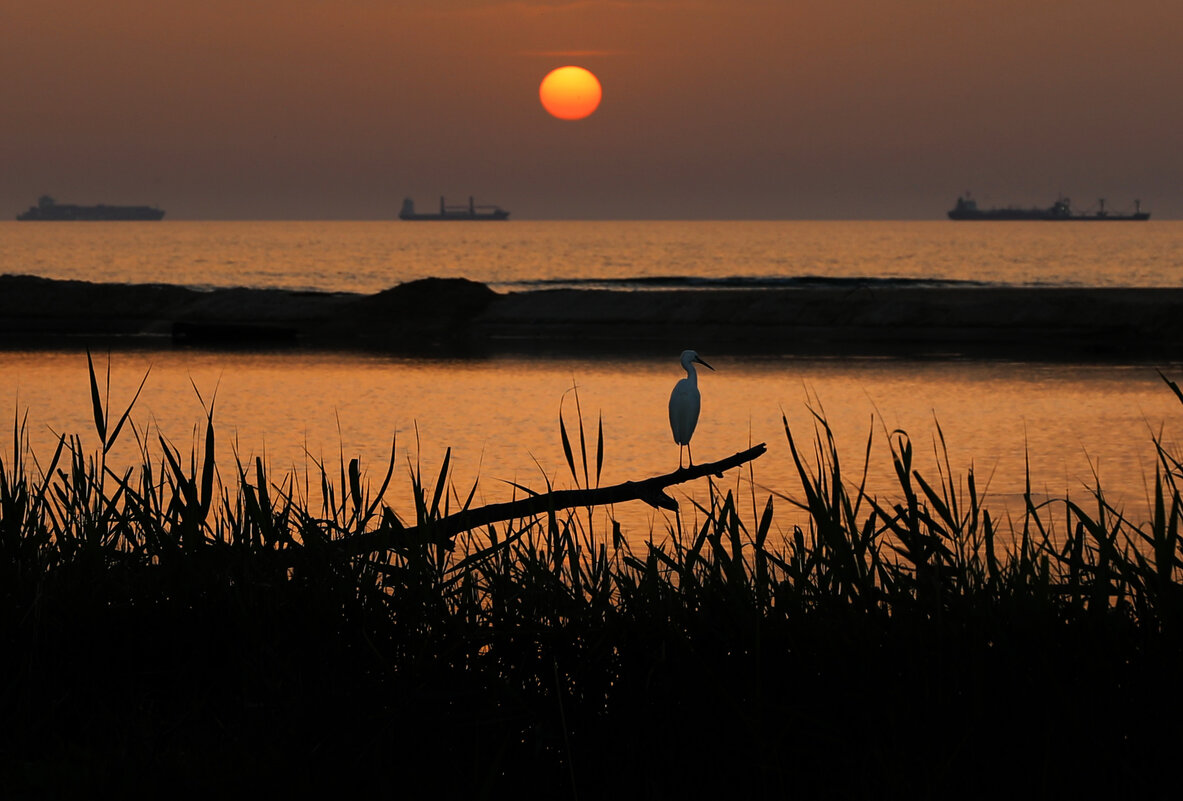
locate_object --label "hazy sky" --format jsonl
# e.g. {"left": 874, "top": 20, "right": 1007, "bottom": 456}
{"left": 4, "top": 0, "right": 1180, "bottom": 219}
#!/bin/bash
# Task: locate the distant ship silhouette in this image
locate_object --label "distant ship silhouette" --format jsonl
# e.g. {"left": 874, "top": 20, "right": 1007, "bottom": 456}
{"left": 948, "top": 194, "right": 1149, "bottom": 221}
{"left": 399, "top": 196, "right": 509, "bottom": 221}
{"left": 17, "top": 195, "right": 165, "bottom": 221}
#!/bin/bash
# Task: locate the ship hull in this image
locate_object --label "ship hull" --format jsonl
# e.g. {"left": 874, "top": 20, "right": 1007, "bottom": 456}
{"left": 948, "top": 210, "right": 1150, "bottom": 221}
{"left": 398, "top": 212, "right": 510, "bottom": 221}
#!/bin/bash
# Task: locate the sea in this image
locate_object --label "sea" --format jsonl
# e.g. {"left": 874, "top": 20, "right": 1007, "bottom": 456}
{"left": 3, "top": 220, "right": 1183, "bottom": 541}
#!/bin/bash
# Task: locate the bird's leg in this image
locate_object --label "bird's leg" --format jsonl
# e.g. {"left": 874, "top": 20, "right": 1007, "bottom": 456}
{"left": 687, "top": 443, "right": 694, "bottom": 467}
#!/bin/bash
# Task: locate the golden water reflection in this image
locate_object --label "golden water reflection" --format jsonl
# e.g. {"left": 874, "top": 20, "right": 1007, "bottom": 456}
{"left": 4, "top": 349, "right": 1181, "bottom": 545}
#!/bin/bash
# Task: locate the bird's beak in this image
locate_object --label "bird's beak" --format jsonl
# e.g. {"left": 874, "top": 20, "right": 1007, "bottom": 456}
{"left": 695, "top": 356, "right": 715, "bottom": 371}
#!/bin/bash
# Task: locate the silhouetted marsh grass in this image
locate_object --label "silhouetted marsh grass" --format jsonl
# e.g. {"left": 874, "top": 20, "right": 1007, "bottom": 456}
{"left": 2, "top": 356, "right": 1183, "bottom": 796}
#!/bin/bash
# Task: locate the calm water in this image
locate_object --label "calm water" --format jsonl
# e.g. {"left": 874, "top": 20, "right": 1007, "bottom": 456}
{"left": 3, "top": 220, "right": 1183, "bottom": 292}
{"left": 4, "top": 220, "right": 1183, "bottom": 539}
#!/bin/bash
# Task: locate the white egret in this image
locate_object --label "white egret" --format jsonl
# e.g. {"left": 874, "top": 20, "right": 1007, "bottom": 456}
{"left": 668, "top": 349, "right": 714, "bottom": 469}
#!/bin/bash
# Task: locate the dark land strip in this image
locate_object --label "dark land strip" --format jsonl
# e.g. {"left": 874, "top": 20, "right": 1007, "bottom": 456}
{"left": 3, "top": 273, "right": 1182, "bottom": 360}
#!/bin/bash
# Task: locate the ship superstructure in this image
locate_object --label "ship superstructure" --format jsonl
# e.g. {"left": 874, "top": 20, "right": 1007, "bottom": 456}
{"left": 399, "top": 196, "right": 509, "bottom": 221}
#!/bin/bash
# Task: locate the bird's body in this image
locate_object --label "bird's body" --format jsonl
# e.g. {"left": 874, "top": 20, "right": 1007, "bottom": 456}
{"left": 669, "top": 349, "right": 713, "bottom": 468}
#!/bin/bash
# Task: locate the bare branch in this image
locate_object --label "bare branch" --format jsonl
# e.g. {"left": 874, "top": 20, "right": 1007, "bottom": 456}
{"left": 341, "top": 443, "right": 768, "bottom": 555}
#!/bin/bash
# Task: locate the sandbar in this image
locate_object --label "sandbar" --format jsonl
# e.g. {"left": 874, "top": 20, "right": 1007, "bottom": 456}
{"left": 1, "top": 274, "right": 1181, "bottom": 360}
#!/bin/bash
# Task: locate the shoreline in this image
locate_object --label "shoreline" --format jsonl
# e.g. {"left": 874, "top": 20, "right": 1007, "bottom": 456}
{"left": 3, "top": 273, "right": 1183, "bottom": 360}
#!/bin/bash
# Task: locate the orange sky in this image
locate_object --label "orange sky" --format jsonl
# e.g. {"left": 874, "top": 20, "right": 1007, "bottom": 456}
{"left": 3, "top": 0, "right": 1180, "bottom": 219}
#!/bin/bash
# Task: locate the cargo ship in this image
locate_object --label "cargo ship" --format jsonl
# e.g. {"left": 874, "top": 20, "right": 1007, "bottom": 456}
{"left": 948, "top": 194, "right": 1149, "bottom": 221}
{"left": 17, "top": 195, "right": 165, "bottom": 221}
{"left": 399, "top": 196, "right": 509, "bottom": 221}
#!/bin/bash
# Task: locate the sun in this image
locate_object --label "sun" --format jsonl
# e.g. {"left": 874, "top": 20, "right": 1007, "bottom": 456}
{"left": 539, "top": 66, "right": 602, "bottom": 121}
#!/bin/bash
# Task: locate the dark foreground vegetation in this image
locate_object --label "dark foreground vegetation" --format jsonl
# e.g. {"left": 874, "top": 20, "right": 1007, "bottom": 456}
{"left": 4, "top": 359, "right": 1183, "bottom": 798}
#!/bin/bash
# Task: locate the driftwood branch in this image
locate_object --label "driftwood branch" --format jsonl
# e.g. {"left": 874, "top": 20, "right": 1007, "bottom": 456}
{"left": 341, "top": 443, "right": 767, "bottom": 556}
